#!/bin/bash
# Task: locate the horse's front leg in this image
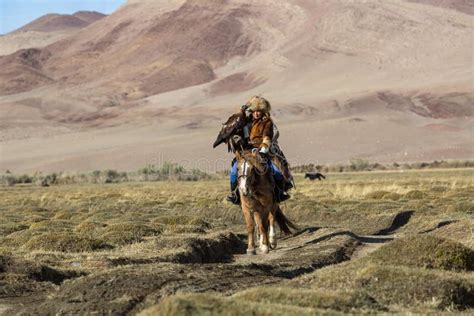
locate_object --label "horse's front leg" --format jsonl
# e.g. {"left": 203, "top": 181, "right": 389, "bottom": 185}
{"left": 254, "top": 211, "right": 269, "bottom": 254}
{"left": 241, "top": 202, "right": 256, "bottom": 255}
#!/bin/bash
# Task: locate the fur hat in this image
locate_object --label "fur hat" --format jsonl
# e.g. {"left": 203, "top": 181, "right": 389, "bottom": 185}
{"left": 246, "top": 96, "right": 271, "bottom": 113}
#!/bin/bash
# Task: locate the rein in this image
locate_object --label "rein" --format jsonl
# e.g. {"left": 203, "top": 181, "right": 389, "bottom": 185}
{"left": 237, "top": 152, "right": 273, "bottom": 198}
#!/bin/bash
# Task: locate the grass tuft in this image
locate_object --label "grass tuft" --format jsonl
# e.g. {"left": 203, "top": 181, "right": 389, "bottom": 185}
{"left": 368, "top": 235, "right": 474, "bottom": 271}
{"left": 139, "top": 293, "right": 329, "bottom": 316}
{"left": 404, "top": 190, "right": 427, "bottom": 199}
{"left": 99, "top": 223, "right": 162, "bottom": 246}
{"left": 22, "top": 233, "right": 112, "bottom": 252}
{"left": 354, "top": 265, "right": 474, "bottom": 309}
{"left": 234, "top": 287, "right": 385, "bottom": 312}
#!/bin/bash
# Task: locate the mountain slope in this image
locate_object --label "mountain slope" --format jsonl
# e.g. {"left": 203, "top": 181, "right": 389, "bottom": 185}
{"left": 72, "top": 11, "right": 108, "bottom": 24}
{"left": 408, "top": 0, "right": 474, "bottom": 14}
{"left": 13, "top": 11, "right": 106, "bottom": 33}
{"left": 1, "top": 0, "right": 471, "bottom": 100}
{"left": 0, "top": 11, "right": 106, "bottom": 57}
{"left": 0, "top": 0, "right": 472, "bottom": 172}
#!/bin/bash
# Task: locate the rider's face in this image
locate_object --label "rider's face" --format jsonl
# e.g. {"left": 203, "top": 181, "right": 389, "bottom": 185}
{"left": 252, "top": 111, "right": 263, "bottom": 120}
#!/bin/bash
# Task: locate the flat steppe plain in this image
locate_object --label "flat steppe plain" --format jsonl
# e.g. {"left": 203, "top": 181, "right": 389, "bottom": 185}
{"left": 0, "top": 169, "right": 473, "bottom": 314}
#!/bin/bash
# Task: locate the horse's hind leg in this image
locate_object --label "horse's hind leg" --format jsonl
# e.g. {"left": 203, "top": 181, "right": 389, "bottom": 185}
{"left": 268, "top": 209, "right": 277, "bottom": 249}
{"left": 254, "top": 211, "right": 269, "bottom": 254}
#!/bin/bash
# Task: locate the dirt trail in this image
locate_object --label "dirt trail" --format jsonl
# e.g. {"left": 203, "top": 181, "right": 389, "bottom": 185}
{"left": 234, "top": 225, "right": 398, "bottom": 265}
{"left": 235, "top": 208, "right": 414, "bottom": 265}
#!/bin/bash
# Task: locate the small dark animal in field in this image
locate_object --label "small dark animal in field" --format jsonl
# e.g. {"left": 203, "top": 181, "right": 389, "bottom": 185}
{"left": 305, "top": 172, "right": 326, "bottom": 181}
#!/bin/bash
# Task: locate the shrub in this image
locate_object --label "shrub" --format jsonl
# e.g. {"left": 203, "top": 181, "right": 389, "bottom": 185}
{"left": 349, "top": 158, "right": 370, "bottom": 171}
{"left": 104, "top": 169, "right": 126, "bottom": 183}
{"left": 5, "top": 175, "right": 17, "bottom": 186}
{"left": 137, "top": 162, "right": 210, "bottom": 181}
{"left": 18, "top": 174, "right": 33, "bottom": 184}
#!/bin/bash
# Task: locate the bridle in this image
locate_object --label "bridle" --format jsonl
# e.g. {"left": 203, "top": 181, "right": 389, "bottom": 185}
{"left": 238, "top": 155, "right": 254, "bottom": 197}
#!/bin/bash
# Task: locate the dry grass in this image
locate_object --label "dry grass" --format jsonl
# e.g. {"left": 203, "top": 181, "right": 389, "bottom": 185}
{"left": 0, "top": 168, "right": 473, "bottom": 314}
{"left": 368, "top": 235, "right": 473, "bottom": 271}
{"left": 22, "top": 233, "right": 111, "bottom": 252}
{"left": 234, "top": 287, "right": 385, "bottom": 312}
{"left": 139, "top": 293, "right": 330, "bottom": 316}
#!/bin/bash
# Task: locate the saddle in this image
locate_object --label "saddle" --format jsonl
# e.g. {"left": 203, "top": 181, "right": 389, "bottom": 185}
{"left": 231, "top": 128, "right": 294, "bottom": 189}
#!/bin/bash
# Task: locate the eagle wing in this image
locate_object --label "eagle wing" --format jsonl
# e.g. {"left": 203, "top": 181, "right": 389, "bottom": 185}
{"left": 213, "top": 110, "right": 246, "bottom": 151}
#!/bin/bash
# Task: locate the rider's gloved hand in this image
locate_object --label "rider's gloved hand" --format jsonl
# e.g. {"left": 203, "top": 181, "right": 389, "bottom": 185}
{"left": 259, "top": 146, "right": 269, "bottom": 154}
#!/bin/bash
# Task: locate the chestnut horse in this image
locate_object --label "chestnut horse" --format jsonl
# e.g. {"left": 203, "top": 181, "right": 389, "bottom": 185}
{"left": 236, "top": 150, "right": 296, "bottom": 255}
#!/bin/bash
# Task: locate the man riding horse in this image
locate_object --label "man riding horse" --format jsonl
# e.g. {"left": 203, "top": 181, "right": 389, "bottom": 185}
{"left": 213, "top": 96, "right": 294, "bottom": 205}
{"left": 213, "top": 96, "right": 297, "bottom": 254}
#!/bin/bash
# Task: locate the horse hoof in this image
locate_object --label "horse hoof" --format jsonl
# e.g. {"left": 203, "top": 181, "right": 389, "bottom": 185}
{"left": 269, "top": 237, "right": 277, "bottom": 249}
{"left": 247, "top": 249, "right": 256, "bottom": 255}
{"left": 260, "top": 245, "right": 269, "bottom": 254}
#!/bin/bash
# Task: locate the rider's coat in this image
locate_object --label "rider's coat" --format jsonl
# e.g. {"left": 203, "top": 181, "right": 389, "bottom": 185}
{"left": 249, "top": 114, "right": 273, "bottom": 151}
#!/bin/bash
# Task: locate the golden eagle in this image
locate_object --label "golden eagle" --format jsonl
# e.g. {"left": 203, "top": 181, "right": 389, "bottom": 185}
{"left": 212, "top": 108, "right": 247, "bottom": 152}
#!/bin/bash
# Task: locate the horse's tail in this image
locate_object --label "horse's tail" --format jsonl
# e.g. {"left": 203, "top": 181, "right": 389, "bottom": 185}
{"left": 275, "top": 205, "right": 297, "bottom": 235}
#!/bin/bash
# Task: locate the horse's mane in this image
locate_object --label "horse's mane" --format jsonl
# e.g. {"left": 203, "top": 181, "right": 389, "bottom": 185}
{"left": 236, "top": 150, "right": 268, "bottom": 175}
{"left": 236, "top": 150, "right": 270, "bottom": 180}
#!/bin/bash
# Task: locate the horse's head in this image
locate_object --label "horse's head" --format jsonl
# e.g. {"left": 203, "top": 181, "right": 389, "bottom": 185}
{"left": 235, "top": 150, "right": 268, "bottom": 197}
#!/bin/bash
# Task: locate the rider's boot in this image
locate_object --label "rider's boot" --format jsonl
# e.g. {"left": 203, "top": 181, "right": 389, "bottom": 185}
{"left": 274, "top": 177, "right": 291, "bottom": 203}
{"left": 275, "top": 189, "right": 291, "bottom": 203}
{"left": 226, "top": 181, "right": 240, "bottom": 205}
